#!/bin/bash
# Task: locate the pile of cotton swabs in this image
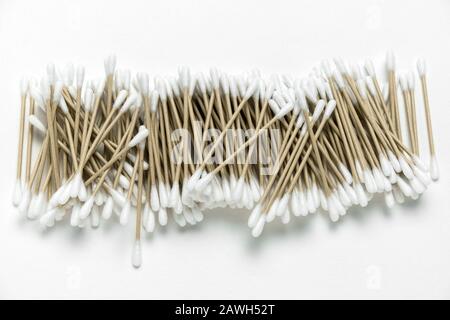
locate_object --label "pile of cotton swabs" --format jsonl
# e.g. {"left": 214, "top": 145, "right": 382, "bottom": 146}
{"left": 12, "top": 52, "right": 439, "bottom": 267}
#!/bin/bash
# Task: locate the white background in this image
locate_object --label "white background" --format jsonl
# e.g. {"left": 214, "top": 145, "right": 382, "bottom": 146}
{"left": 1, "top": 0, "right": 449, "bottom": 299}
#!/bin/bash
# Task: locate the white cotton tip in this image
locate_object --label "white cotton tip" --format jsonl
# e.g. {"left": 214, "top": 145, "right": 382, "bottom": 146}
{"left": 90, "top": 206, "right": 100, "bottom": 228}
{"left": 30, "top": 86, "right": 44, "bottom": 110}
{"left": 12, "top": 180, "right": 22, "bottom": 207}
{"left": 187, "top": 170, "right": 202, "bottom": 191}
{"left": 366, "top": 76, "right": 377, "bottom": 97}
{"left": 355, "top": 160, "right": 364, "bottom": 181}
{"left": 128, "top": 126, "right": 149, "bottom": 148}
{"left": 387, "top": 151, "right": 401, "bottom": 173}
{"left": 247, "top": 203, "right": 261, "bottom": 228}
{"left": 337, "top": 184, "right": 351, "bottom": 207}
{"left": 290, "top": 191, "right": 300, "bottom": 217}
{"left": 323, "top": 99, "right": 336, "bottom": 120}
{"left": 192, "top": 207, "right": 204, "bottom": 223}
{"left": 399, "top": 156, "right": 413, "bottom": 179}
{"left": 392, "top": 185, "right": 405, "bottom": 204}
{"left": 306, "top": 190, "right": 316, "bottom": 213}
{"left": 209, "top": 68, "right": 220, "bottom": 89}
{"left": 55, "top": 207, "right": 66, "bottom": 222}
{"left": 76, "top": 65, "right": 85, "bottom": 88}
{"left": 319, "top": 190, "right": 328, "bottom": 211}
{"left": 298, "top": 191, "right": 308, "bottom": 217}
{"left": 28, "top": 115, "right": 47, "bottom": 134}
{"left": 29, "top": 193, "right": 47, "bottom": 219}
{"left": 308, "top": 100, "right": 324, "bottom": 123}
{"left": 39, "top": 208, "right": 56, "bottom": 227}
{"left": 268, "top": 99, "right": 281, "bottom": 115}
{"left": 413, "top": 166, "right": 431, "bottom": 186}
{"left": 416, "top": 58, "right": 426, "bottom": 76}
{"left": 183, "top": 207, "right": 196, "bottom": 225}
{"left": 79, "top": 196, "right": 95, "bottom": 220}
{"left": 49, "top": 188, "right": 64, "bottom": 208}
{"left": 372, "top": 168, "right": 385, "bottom": 192}
{"left": 249, "top": 177, "right": 261, "bottom": 202}
{"left": 321, "top": 60, "right": 333, "bottom": 78}
{"left": 59, "top": 96, "right": 69, "bottom": 114}
{"left": 112, "top": 90, "right": 128, "bottom": 109}
{"left": 430, "top": 156, "right": 439, "bottom": 181}
{"left": 56, "top": 182, "right": 71, "bottom": 205}
{"left": 277, "top": 194, "right": 290, "bottom": 217}
{"left": 169, "top": 183, "right": 180, "bottom": 208}
{"left": 233, "top": 177, "right": 245, "bottom": 202}
{"left": 281, "top": 209, "right": 291, "bottom": 225}
{"left": 357, "top": 79, "right": 368, "bottom": 100}
{"left": 383, "top": 175, "right": 392, "bottom": 192}
{"left": 158, "top": 182, "right": 168, "bottom": 208}
{"left": 386, "top": 51, "right": 396, "bottom": 71}
{"left": 118, "top": 174, "right": 130, "bottom": 190}
{"left": 244, "top": 79, "right": 258, "bottom": 100}
{"left": 334, "top": 193, "right": 346, "bottom": 216}
{"left": 409, "top": 176, "right": 426, "bottom": 194}
{"left": 101, "top": 196, "right": 114, "bottom": 220}
{"left": 121, "top": 92, "right": 139, "bottom": 113}
{"left": 380, "top": 155, "right": 393, "bottom": 177}
{"left": 212, "top": 179, "right": 224, "bottom": 203}
{"left": 266, "top": 199, "right": 279, "bottom": 223}
{"left": 364, "top": 170, "right": 377, "bottom": 193}
{"left": 95, "top": 77, "right": 106, "bottom": 98}
{"left": 119, "top": 201, "right": 131, "bottom": 226}
{"left": 195, "top": 173, "right": 214, "bottom": 193}
{"left": 396, "top": 176, "right": 412, "bottom": 197}
{"left": 327, "top": 197, "right": 339, "bottom": 222}
{"left": 196, "top": 73, "right": 207, "bottom": 95}
{"left": 334, "top": 57, "right": 349, "bottom": 75}
{"left": 132, "top": 240, "right": 142, "bottom": 268}
{"left": 70, "top": 204, "right": 81, "bottom": 227}
{"left": 68, "top": 86, "right": 77, "bottom": 100}
{"left": 354, "top": 183, "right": 368, "bottom": 207}
{"left": 252, "top": 215, "right": 266, "bottom": 238}
{"left": 78, "top": 180, "right": 88, "bottom": 202}
{"left": 18, "top": 187, "right": 31, "bottom": 215}
{"left": 222, "top": 178, "right": 232, "bottom": 204}
{"left": 27, "top": 195, "right": 38, "bottom": 219}
{"left": 339, "top": 163, "right": 353, "bottom": 184}
{"left": 52, "top": 81, "right": 63, "bottom": 105}
{"left": 311, "top": 183, "right": 320, "bottom": 209}
{"left": 109, "top": 189, "right": 124, "bottom": 213}
{"left": 137, "top": 72, "right": 149, "bottom": 96}
{"left": 144, "top": 204, "right": 155, "bottom": 232}
{"left": 389, "top": 171, "right": 398, "bottom": 184}
{"left": 94, "top": 189, "right": 105, "bottom": 206}
{"left": 69, "top": 174, "right": 81, "bottom": 198}
{"left": 148, "top": 185, "right": 160, "bottom": 212}
{"left": 173, "top": 210, "right": 187, "bottom": 227}
{"left": 83, "top": 88, "right": 94, "bottom": 112}
{"left": 364, "top": 59, "right": 376, "bottom": 77}
{"left": 158, "top": 207, "right": 168, "bottom": 226}
{"left": 411, "top": 155, "right": 428, "bottom": 172}
{"left": 384, "top": 191, "right": 395, "bottom": 208}
{"left": 344, "top": 183, "right": 358, "bottom": 205}
{"left": 46, "top": 63, "right": 56, "bottom": 85}
{"left": 220, "top": 74, "right": 230, "bottom": 95}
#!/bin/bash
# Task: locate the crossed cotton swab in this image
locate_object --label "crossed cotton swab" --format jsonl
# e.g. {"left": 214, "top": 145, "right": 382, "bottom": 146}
{"left": 13, "top": 52, "right": 439, "bottom": 267}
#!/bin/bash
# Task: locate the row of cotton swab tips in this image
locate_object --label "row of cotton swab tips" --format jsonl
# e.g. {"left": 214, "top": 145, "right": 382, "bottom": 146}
{"left": 12, "top": 52, "right": 439, "bottom": 267}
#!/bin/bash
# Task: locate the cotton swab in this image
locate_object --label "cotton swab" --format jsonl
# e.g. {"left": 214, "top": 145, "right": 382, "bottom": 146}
{"left": 13, "top": 52, "right": 439, "bottom": 267}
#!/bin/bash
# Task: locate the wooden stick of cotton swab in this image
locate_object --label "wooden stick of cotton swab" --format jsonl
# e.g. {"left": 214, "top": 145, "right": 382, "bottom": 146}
{"left": 417, "top": 58, "right": 439, "bottom": 181}
{"left": 12, "top": 78, "right": 29, "bottom": 207}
